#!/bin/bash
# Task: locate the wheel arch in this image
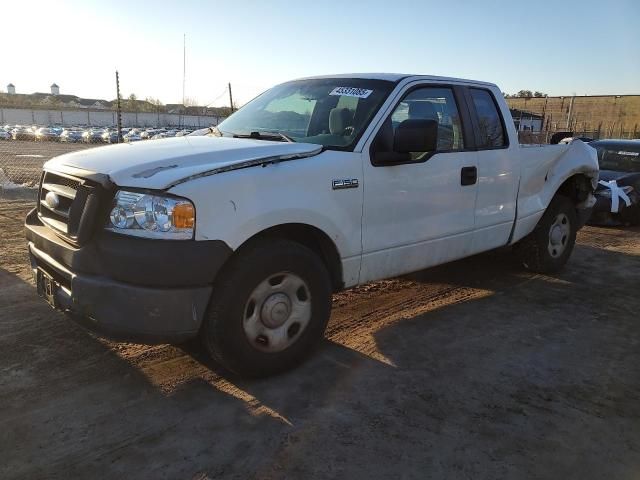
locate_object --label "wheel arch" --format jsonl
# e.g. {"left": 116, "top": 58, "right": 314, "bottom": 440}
{"left": 555, "top": 173, "right": 594, "bottom": 206}
{"left": 513, "top": 171, "right": 597, "bottom": 244}
{"left": 229, "top": 223, "right": 344, "bottom": 292}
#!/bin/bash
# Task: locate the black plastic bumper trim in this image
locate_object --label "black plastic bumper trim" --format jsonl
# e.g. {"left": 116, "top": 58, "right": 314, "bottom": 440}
{"left": 29, "top": 242, "right": 212, "bottom": 343}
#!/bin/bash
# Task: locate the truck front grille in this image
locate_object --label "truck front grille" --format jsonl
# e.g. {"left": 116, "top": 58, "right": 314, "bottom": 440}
{"left": 38, "top": 171, "right": 103, "bottom": 244}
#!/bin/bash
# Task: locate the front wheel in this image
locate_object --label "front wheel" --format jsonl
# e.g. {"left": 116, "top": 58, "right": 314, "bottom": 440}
{"left": 201, "top": 238, "right": 332, "bottom": 377}
{"left": 514, "top": 195, "right": 578, "bottom": 273}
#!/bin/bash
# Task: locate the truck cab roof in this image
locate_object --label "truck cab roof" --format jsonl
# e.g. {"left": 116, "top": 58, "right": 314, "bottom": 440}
{"left": 294, "top": 73, "right": 497, "bottom": 89}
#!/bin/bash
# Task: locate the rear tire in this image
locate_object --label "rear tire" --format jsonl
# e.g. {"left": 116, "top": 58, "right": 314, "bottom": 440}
{"left": 201, "top": 238, "right": 332, "bottom": 378}
{"left": 514, "top": 195, "right": 577, "bottom": 273}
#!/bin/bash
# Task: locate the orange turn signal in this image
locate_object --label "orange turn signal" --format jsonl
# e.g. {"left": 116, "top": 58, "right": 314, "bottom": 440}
{"left": 173, "top": 203, "right": 195, "bottom": 229}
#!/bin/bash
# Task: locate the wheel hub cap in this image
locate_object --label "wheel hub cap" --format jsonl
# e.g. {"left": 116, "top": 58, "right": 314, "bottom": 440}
{"left": 261, "top": 293, "right": 291, "bottom": 328}
{"left": 547, "top": 213, "right": 570, "bottom": 258}
{"left": 242, "top": 272, "right": 312, "bottom": 353}
{"left": 550, "top": 225, "right": 563, "bottom": 245}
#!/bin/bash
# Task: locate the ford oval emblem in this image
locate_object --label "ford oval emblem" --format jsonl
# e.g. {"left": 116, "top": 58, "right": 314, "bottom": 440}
{"left": 45, "top": 191, "right": 60, "bottom": 209}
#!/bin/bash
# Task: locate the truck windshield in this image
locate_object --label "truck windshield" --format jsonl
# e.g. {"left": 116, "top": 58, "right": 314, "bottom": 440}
{"left": 215, "top": 78, "right": 395, "bottom": 150}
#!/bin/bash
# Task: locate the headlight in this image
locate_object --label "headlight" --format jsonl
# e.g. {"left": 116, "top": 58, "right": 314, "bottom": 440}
{"left": 106, "top": 190, "right": 195, "bottom": 240}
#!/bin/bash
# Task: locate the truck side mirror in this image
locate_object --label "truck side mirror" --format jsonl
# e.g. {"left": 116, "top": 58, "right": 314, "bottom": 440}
{"left": 371, "top": 118, "right": 439, "bottom": 166}
{"left": 394, "top": 119, "right": 438, "bottom": 153}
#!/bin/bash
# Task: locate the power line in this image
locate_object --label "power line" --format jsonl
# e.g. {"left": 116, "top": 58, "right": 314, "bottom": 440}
{"left": 204, "top": 87, "right": 229, "bottom": 107}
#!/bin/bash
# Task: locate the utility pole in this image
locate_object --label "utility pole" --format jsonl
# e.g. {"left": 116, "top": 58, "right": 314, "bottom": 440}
{"left": 228, "top": 82, "right": 234, "bottom": 113}
{"left": 182, "top": 34, "right": 186, "bottom": 106}
{"left": 566, "top": 95, "right": 575, "bottom": 130}
{"left": 115, "top": 70, "right": 122, "bottom": 143}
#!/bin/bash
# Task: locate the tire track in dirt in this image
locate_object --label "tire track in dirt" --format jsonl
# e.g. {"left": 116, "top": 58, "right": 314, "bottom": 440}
{"left": 111, "top": 281, "right": 501, "bottom": 390}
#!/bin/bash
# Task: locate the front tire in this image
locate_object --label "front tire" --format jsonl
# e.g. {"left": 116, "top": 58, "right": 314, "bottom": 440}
{"left": 201, "top": 238, "right": 332, "bottom": 377}
{"left": 514, "top": 195, "right": 578, "bottom": 273}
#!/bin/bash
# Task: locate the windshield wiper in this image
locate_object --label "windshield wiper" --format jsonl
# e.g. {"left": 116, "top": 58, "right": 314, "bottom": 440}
{"left": 232, "top": 131, "right": 295, "bottom": 143}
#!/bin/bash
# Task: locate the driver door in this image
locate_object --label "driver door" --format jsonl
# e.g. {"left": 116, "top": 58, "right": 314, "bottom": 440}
{"left": 360, "top": 84, "right": 478, "bottom": 283}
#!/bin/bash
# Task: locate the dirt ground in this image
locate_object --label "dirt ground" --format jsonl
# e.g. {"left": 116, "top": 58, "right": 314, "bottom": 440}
{"left": 1, "top": 198, "right": 639, "bottom": 479}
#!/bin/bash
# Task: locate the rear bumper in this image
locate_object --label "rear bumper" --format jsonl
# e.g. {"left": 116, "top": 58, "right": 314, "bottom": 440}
{"left": 25, "top": 208, "right": 232, "bottom": 342}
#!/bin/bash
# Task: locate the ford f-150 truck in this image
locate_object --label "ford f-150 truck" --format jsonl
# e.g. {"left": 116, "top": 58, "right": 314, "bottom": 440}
{"left": 25, "top": 74, "right": 599, "bottom": 377}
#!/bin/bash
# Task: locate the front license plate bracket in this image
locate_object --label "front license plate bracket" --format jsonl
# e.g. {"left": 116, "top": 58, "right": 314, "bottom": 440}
{"left": 36, "top": 269, "right": 58, "bottom": 309}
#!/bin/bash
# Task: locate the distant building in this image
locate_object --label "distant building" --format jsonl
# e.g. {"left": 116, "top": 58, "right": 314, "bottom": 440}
{"left": 510, "top": 108, "right": 544, "bottom": 132}
{"left": 7, "top": 83, "right": 15, "bottom": 95}
{"left": 50, "top": 83, "right": 59, "bottom": 95}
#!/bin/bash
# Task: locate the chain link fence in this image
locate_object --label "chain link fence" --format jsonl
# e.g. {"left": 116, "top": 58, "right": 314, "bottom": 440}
{"left": 0, "top": 124, "right": 220, "bottom": 199}
{"left": 508, "top": 95, "right": 640, "bottom": 144}
{"left": 2, "top": 105, "right": 639, "bottom": 198}
{"left": 518, "top": 128, "right": 639, "bottom": 145}
{"left": 0, "top": 134, "right": 97, "bottom": 199}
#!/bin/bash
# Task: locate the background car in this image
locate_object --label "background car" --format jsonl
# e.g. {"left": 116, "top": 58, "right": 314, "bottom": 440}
{"left": 11, "top": 126, "right": 36, "bottom": 141}
{"left": 59, "top": 128, "right": 84, "bottom": 143}
{"left": 588, "top": 139, "right": 640, "bottom": 225}
{"left": 101, "top": 129, "right": 122, "bottom": 144}
{"left": 35, "top": 127, "right": 60, "bottom": 142}
{"left": 123, "top": 129, "right": 142, "bottom": 142}
{"left": 151, "top": 130, "right": 178, "bottom": 140}
{"left": 0, "top": 128, "right": 11, "bottom": 140}
{"left": 175, "top": 129, "right": 193, "bottom": 137}
{"left": 82, "top": 128, "right": 105, "bottom": 143}
{"left": 140, "top": 128, "right": 164, "bottom": 140}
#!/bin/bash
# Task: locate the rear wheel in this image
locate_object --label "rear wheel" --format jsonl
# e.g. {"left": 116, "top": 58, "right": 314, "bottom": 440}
{"left": 201, "top": 238, "right": 332, "bottom": 377}
{"left": 514, "top": 195, "right": 577, "bottom": 273}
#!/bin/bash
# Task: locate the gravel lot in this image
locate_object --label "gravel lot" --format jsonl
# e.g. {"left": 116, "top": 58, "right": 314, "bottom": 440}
{"left": 1, "top": 198, "right": 639, "bottom": 479}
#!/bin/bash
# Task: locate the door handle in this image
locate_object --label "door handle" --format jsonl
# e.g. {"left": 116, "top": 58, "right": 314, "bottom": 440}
{"left": 461, "top": 166, "right": 477, "bottom": 186}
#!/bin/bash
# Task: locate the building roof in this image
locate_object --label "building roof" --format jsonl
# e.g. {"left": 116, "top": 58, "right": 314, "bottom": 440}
{"left": 51, "top": 83, "right": 59, "bottom": 88}
{"left": 510, "top": 108, "right": 544, "bottom": 120}
{"left": 7, "top": 83, "right": 14, "bottom": 87}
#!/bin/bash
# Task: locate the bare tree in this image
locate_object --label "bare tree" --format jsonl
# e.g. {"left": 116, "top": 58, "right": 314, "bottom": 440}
{"left": 145, "top": 96, "right": 163, "bottom": 107}
{"left": 125, "top": 93, "right": 138, "bottom": 112}
{"left": 183, "top": 96, "right": 199, "bottom": 107}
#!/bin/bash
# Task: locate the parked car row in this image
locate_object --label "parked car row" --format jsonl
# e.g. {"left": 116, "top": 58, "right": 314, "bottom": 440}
{"left": 0, "top": 124, "right": 195, "bottom": 144}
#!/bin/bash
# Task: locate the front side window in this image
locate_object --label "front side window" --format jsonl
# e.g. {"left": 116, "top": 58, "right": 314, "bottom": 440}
{"left": 469, "top": 88, "right": 506, "bottom": 148}
{"left": 389, "top": 87, "right": 465, "bottom": 154}
{"left": 215, "top": 78, "right": 394, "bottom": 150}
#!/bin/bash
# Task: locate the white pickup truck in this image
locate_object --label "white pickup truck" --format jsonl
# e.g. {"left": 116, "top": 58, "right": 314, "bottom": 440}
{"left": 26, "top": 74, "right": 598, "bottom": 377}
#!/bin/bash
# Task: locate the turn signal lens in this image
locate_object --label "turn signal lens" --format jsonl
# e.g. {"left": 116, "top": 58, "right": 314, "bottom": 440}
{"left": 173, "top": 202, "right": 195, "bottom": 229}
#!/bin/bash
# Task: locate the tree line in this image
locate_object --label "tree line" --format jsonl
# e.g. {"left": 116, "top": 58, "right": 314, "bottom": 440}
{"left": 0, "top": 92, "right": 232, "bottom": 117}
{"left": 503, "top": 90, "right": 548, "bottom": 98}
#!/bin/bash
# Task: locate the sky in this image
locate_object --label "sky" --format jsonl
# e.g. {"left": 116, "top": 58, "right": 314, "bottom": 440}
{"left": 2, "top": 0, "right": 639, "bottom": 107}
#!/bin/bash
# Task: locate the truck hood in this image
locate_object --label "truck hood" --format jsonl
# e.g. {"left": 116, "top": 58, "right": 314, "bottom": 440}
{"left": 44, "top": 136, "right": 323, "bottom": 189}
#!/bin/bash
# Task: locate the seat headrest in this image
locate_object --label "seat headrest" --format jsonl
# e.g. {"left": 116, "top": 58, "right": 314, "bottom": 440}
{"left": 408, "top": 101, "right": 438, "bottom": 120}
{"left": 329, "top": 108, "right": 353, "bottom": 135}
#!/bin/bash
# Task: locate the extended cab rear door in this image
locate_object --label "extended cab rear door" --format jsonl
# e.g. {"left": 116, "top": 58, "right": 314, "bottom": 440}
{"left": 359, "top": 82, "right": 479, "bottom": 283}
{"left": 464, "top": 86, "right": 519, "bottom": 252}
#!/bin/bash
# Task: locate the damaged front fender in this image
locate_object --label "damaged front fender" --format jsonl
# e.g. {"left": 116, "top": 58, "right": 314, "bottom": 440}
{"left": 512, "top": 140, "right": 599, "bottom": 243}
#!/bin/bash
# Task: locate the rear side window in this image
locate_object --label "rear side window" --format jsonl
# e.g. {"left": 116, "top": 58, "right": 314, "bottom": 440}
{"left": 469, "top": 88, "right": 506, "bottom": 148}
